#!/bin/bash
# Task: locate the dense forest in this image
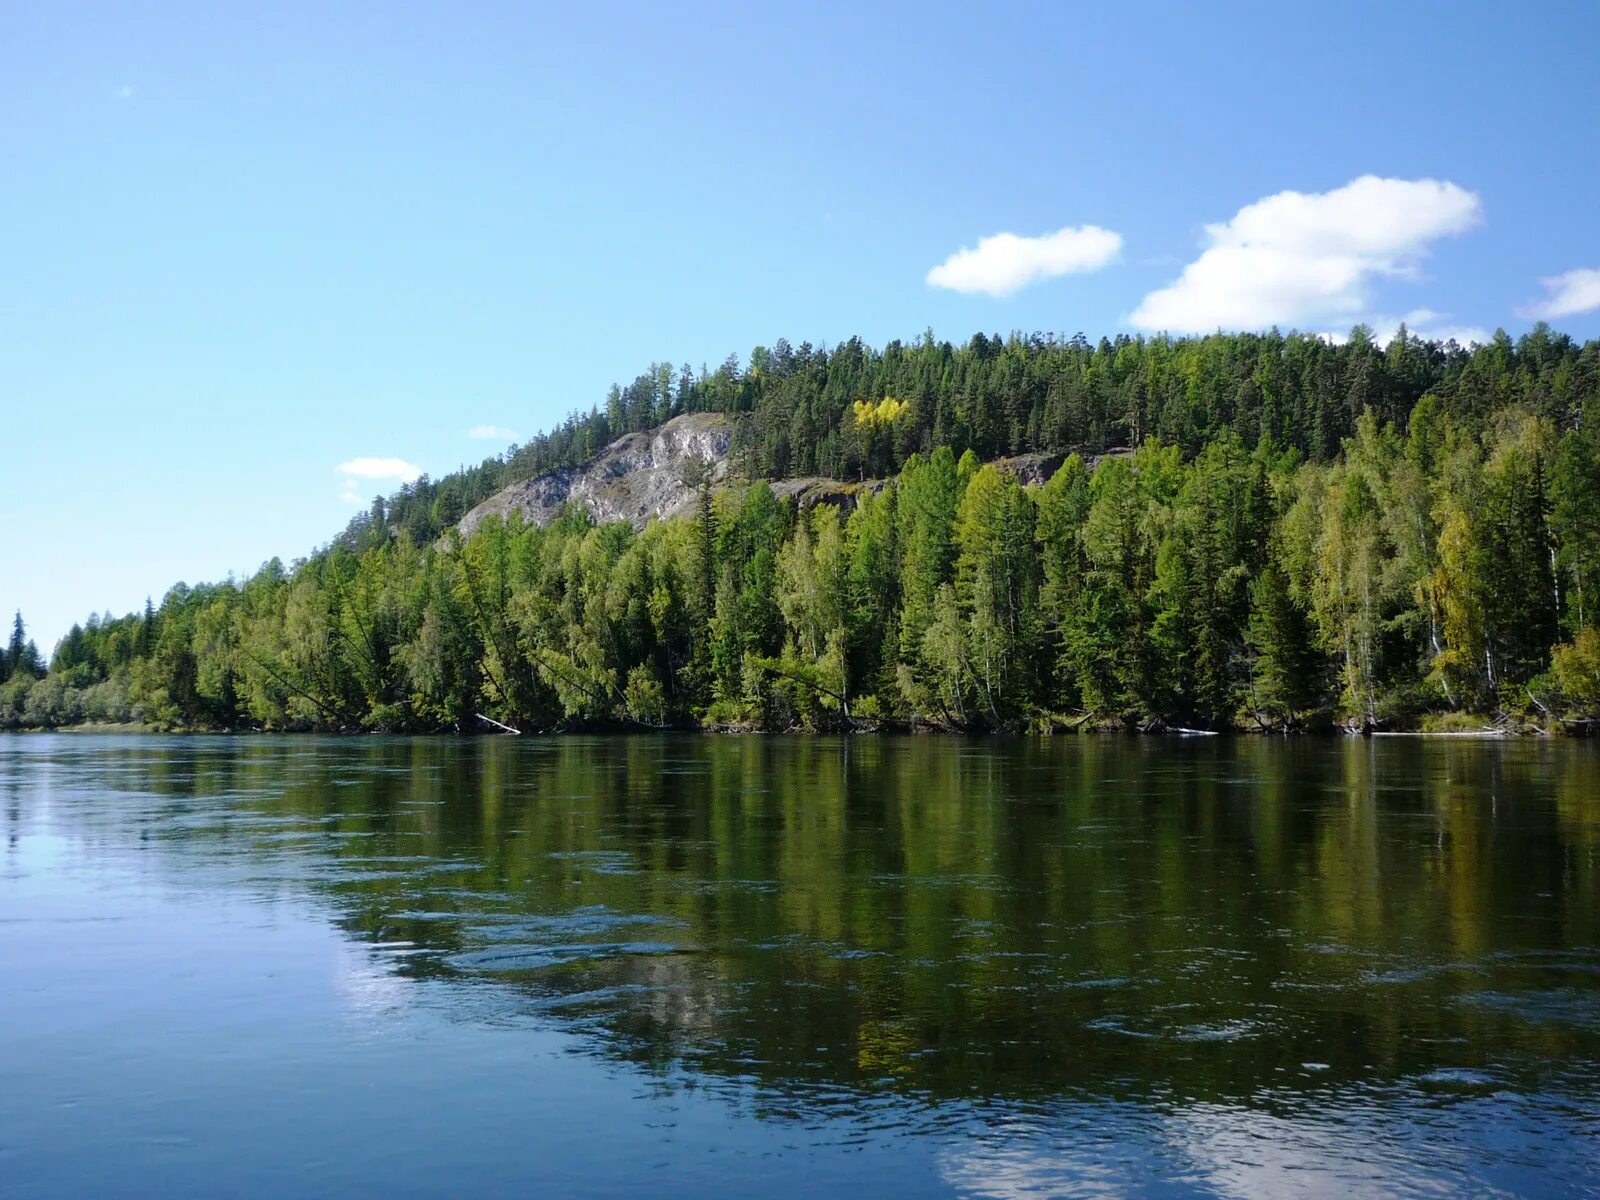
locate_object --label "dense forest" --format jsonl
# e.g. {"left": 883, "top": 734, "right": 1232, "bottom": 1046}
{"left": 6, "top": 323, "right": 1600, "bottom": 734}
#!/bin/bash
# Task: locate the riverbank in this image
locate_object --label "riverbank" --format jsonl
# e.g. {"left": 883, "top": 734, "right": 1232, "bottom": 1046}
{"left": 5, "top": 719, "right": 1589, "bottom": 738}
{"left": 48, "top": 721, "right": 157, "bottom": 735}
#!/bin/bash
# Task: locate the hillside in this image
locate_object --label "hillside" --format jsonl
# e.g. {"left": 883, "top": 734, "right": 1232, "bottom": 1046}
{"left": 458, "top": 412, "right": 1107, "bottom": 535}
{"left": 6, "top": 324, "right": 1600, "bottom": 736}
{"left": 341, "top": 325, "right": 1600, "bottom": 554}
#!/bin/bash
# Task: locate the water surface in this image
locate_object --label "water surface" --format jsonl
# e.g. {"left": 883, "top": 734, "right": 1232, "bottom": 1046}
{"left": 3, "top": 734, "right": 1598, "bottom": 1197}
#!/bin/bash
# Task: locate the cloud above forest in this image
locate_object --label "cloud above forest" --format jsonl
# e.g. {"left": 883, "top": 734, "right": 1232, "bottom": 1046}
{"left": 1131, "top": 176, "right": 1482, "bottom": 333}
{"left": 336, "top": 456, "right": 423, "bottom": 480}
{"left": 1374, "top": 309, "right": 1490, "bottom": 347}
{"left": 926, "top": 225, "right": 1122, "bottom": 297}
{"left": 1518, "top": 268, "right": 1600, "bottom": 319}
{"left": 1319, "top": 308, "right": 1490, "bottom": 348}
{"left": 468, "top": 424, "right": 520, "bottom": 441}
{"left": 335, "top": 456, "right": 423, "bottom": 506}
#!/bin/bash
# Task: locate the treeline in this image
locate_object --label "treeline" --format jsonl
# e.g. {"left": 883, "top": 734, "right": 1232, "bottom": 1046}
{"left": 7, "top": 326, "right": 1600, "bottom": 733}
{"left": 334, "top": 323, "right": 1600, "bottom": 553}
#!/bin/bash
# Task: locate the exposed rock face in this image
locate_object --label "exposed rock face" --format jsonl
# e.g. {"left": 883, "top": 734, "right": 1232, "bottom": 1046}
{"left": 459, "top": 411, "right": 1130, "bottom": 536}
{"left": 990, "top": 447, "right": 1132, "bottom": 486}
{"left": 991, "top": 451, "right": 1069, "bottom": 487}
{"left": 458, "top": 412, "right": 733, "bottom": 537}
{"left": 769, "top": 476, "right": 891, "bottom": 513}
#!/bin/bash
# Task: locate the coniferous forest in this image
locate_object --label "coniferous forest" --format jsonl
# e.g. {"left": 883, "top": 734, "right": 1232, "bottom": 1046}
{"left": 7, "top": 324, "right": 1600, "bottom": 733}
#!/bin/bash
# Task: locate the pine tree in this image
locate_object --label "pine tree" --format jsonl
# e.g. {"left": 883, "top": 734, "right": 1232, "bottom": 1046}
{"left": 1245, "top": 559, "right": 1315, "bottom": 727}
{"left": 5, "top": 611, "right": 28, "bottom": 681}
{"left": 136, "top": 597, "right": 157, "bottom": 657}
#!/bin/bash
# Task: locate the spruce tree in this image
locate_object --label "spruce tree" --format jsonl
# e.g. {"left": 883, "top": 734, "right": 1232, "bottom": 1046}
{"left": 5, "top": 611, "right": 26, "bottom": 681}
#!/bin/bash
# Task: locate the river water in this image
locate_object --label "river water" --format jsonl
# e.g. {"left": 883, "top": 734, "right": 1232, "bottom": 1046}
{"left": 2, "top": 734, "right": 1597, "bottom": 1197}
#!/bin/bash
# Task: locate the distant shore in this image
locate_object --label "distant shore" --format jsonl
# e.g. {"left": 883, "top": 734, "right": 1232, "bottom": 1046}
{"left": 4, "top": 720, "right": 1583, "bottom": 739}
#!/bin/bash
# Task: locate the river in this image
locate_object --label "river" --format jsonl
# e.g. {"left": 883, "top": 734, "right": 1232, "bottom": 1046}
{"left": 2, "top": 734, "right": 1597, "bottom": 1197}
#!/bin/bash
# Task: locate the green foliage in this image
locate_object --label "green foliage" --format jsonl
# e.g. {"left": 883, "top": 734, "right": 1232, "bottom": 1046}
{"left": 4, "top": 611, "right": 44, "bottom": 683}
{"left": 953, "top": 465, "right": 1037, "bottom": 723}
{"left": 9, "top": 324, "right": 1600, "bottom": 732}
{"left": 1548, "top": 627, "right": 1600, "bottom": 717}
{"left": 1245, "top": 559, "right": 1320, "bottom": 727}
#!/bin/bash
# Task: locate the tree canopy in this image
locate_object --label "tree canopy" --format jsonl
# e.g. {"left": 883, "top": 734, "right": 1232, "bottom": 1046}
{"left": 7, "top": 323, "right": 1600, "bottom": 733}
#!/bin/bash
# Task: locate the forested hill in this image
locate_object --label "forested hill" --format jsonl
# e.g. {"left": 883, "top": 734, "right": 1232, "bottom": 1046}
{"left": 6, "top": 323, "right": 1600, "bottom": 734}
{"left": 333, "top": 324, "right": 1600, "bottom": 552}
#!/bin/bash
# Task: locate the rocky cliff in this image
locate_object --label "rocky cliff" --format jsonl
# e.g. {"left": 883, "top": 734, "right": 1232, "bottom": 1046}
{"left": 458, "top": 412, "right": 734, "bottom": 537}
{"left": 459, "top": 412, "right": 1124, "bottom": 535}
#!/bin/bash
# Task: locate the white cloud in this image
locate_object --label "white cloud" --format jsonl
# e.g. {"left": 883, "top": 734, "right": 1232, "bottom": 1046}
{"left": 1518, "top": 268, "right": 1600, "bottom": 320}
{"left": 926, "top": 224, "right": 1122, "bottom": 297}
{"left": 1131, "top": 176, "right": 1482, "bottom": 333}
{"left": 336, "top": 456, "right": 423, "bottom": 481}
{"left": 1322, "top": 309, "right": 1490, "bottom": 348}
{"left": 113, "top": 85, "right": 134, "bottom": 101}
{"left": 1385, "top": 308, "right": 1490, "bottom": 347}
{"left": 336, "top": 457, "right": 421, "bottom": 505}
{"left": 468, "top": 424, "right": 520, "bottom": 441}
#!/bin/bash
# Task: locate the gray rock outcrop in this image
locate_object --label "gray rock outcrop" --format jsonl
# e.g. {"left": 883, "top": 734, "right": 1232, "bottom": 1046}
{"left": 458, "top": 412, "right": 733, "bottom": 537}
{"left": 459, "top": 410, "right": 1129, "bottom": 536}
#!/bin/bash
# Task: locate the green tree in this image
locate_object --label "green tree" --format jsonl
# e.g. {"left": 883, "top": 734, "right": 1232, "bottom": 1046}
{"left": 1551, "top": 423, "right": 1600, "bottom": 631}
{"left": 843, "top": 486, "right": 899, "bottom": 703}
{"left": 4, "top": 611, "right": 44, "bottom": 682}
{"left": 1245, "top": 558, "right": 1317, "bottom": 727}
{"left": 1035, "top": 455, "right": 1091, "bottom": 711}
{"left": 952, "top": 465, "right": 1037, "bottom": 723}
{"left": 896, "top": 448, "right": 962, "bottom": 665}
{"left": 1548, "top": 627, "right": 1600, "bottom": 716}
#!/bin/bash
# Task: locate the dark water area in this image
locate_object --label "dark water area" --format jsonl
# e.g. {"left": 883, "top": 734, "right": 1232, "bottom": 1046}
{"left": 2, "top": 734, "right": 1598, "bottom": 1198}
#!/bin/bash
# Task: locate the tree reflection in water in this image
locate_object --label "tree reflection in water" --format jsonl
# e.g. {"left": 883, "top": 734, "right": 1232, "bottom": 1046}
{"left": 8, "top": 734, "right": 1596, "bottom": 1119}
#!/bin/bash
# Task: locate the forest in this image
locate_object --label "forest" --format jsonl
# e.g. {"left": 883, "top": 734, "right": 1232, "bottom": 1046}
{"left": 5, "top": 322, "right": 1600, "bottom": 734}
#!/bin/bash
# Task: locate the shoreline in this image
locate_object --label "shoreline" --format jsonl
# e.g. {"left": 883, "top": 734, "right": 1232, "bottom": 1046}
{"left": 2, "top": 722, "right": 1582, "bottom": 739}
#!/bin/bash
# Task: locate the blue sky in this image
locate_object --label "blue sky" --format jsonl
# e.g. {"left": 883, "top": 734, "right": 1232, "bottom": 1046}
{"left": 5, "top": 0, "right": 1599, "bottom": 653}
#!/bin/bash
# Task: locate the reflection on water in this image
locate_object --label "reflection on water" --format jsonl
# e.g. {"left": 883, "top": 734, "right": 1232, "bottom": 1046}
{"left": 2, "top": 734, "right": 1598, "bottom": 1197}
